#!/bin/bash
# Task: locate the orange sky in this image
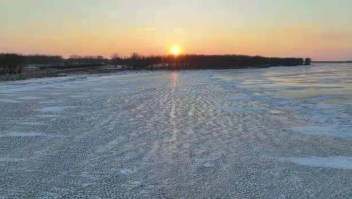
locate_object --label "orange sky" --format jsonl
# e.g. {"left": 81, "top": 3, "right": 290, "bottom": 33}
{"left": 1, "top": 0, "right": 352, "bottom": 60}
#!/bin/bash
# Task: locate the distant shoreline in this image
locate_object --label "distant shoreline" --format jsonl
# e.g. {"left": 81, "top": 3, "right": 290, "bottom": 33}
{"left": 0, "top": 63, "right": 311, "bottom": 82}
{"left": 0, "top": 65, "right": 121, "bottom": 82}
{"left": 313, "top": 61, "right": 352, "bottom": 63}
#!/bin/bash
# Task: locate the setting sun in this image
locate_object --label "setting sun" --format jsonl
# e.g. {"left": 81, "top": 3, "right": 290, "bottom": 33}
{"left": 170, "top": 45, "right": 182, "bottom": 56}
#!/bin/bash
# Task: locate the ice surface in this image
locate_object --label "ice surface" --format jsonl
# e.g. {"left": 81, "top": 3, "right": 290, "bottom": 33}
{"left": 0, "top": 64, "right": 352, "bottom": 198}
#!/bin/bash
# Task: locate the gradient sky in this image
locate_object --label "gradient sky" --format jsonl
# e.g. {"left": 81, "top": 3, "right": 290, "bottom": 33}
{"left": 1, "top": 0, "right": 351, "bottom": 60}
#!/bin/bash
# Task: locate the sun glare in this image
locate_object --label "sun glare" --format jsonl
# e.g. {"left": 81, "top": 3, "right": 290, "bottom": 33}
{"left": 170, "top": 45, "right": 182, "bottom": 56}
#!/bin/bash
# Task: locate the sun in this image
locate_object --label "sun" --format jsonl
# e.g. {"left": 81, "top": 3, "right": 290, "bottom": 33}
{"left": 169, "top": 45, "right": 182, "bottom": 56}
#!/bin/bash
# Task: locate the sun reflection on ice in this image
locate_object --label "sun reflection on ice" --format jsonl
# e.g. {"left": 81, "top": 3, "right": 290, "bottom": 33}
{"left": 170, "top": 71, "right": 179, "bottom": 145}
{"left": 170, "top": 72, "right": 179, "bottom": 90}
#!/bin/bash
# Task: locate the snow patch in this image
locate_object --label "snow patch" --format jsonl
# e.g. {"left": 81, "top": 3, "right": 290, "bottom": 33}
{"left": 280, "top": 156, "right": 352, "bottom": 170}
{"left": 120, "top": 169, "right": 135, "bottom": 176}
{"left": 0, "top": 158, "right": 25, "bottom": 162}
{"left": 17, "top": 96, "right": 44, "bottom": 100}
{"left": 292, "top": 126, "right": 352, "bottom": 138}
{"left": 19, "top": 122, "right": 47, "bottom": 126}
{"left": 218, "top": 106, "right": 267, "bottom": 113}
{"left": 39, "top": 106, "right": 76, "bottom": 113}
{"left": 0, "top": 99, "right": 20, "bottom": 103}
{"left": 0, "top": 132, "right": 56, "bottom": 138}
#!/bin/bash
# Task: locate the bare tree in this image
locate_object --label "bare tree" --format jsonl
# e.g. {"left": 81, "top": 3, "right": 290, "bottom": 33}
{"left": 111, "top": 53, "right": 121, "bottom": 68}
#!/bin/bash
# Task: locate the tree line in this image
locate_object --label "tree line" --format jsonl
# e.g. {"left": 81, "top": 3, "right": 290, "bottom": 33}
{"left": 113, "top": 53, "right": 311, "bottom": 70}
{"left": 0, "top": 54, "right": 108, "bottom": 74}
{"left": 67, "top": 55, "right": 109, "bottom": 65}
{"left": 0, "top": 53, "right": 311, "bottom": 75}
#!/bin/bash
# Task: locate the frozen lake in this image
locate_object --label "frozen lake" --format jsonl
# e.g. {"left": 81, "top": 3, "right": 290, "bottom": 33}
{"left": 1, "top": 64, "right": 352, "bottom": 198}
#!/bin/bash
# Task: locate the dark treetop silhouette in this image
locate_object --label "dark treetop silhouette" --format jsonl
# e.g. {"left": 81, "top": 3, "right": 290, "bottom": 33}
{"left": 115, "top": 54, "right": 309, "bottom": 70}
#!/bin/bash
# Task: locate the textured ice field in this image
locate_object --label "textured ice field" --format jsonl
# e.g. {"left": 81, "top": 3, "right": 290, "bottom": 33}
{"left": 0, "top": 64, "right": 352, "bottom": 198}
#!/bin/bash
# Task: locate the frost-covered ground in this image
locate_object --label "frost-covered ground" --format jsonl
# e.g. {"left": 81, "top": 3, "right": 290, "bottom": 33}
{"left": 0, "top": 64, "right": 352, "bottom": 198}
